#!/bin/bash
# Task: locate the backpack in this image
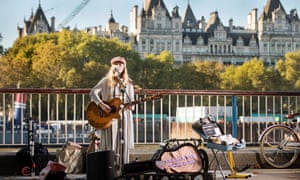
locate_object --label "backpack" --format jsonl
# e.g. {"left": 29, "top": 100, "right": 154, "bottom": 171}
{"left": 16, "top": 143, "right": 49, "bottom": 176}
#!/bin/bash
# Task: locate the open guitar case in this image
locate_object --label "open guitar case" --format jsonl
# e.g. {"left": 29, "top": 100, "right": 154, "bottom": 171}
{"left": 121, "top": 138, "right": 211, "bottom": 179}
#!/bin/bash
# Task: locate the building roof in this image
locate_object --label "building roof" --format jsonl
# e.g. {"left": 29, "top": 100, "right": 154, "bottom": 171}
{"left": 182, "top": 4, "right": 197, "bottom": 28}
{"left": 108, "top": 11, "right": 116, "bottom": 23}
{"left": 230, "top": 33, "right": 258, "bottom": 46}
{"left": 25, "top": 3, "right": 51, "bottom": 33}
{"left": 171, "top": 6, "right": 180, "bottom": 18}
{"left": 260, "top": 0, "right": 286, "bottom": 20}
{"left": 288, "top": 9, "right": 299, "bottom": 22}
{"left": 205, "top": 11, "right": 222, "bottom": 33}
{"left": 182, "top": 31, "right": 258, "bottom": 47}
{"left": 142, "top": 0, "right": 170, "bottom": 18}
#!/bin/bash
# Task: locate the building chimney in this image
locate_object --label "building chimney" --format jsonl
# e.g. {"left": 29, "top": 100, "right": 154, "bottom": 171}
{"left": 51, "top": 16, "right": 55, "bottom": 32}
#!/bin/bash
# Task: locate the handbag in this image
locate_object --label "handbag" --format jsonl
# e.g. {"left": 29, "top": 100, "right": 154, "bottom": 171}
{"left": 56, "top": 141, "right": 85, "bottom": 174}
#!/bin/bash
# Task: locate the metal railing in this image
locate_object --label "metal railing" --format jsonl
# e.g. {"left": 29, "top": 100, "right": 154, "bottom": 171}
{"left": 0, "top": 88, "right": 300, "bottom": 147}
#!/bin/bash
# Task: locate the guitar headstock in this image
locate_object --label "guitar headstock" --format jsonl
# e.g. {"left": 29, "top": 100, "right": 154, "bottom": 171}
{"left": 139, "top": 94, "right": 163, "bottom": 102}
{"left": 148, "top": 94, "right": 162, "bottom": 100}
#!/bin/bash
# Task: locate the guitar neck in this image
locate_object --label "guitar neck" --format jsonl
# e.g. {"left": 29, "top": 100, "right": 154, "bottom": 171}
{"left": 124, "top": 95, "right": 162, "bottom": 107}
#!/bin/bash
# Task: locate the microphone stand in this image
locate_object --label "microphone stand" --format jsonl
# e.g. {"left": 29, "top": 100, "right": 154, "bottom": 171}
{"left": 114, "top": 75, "right": 132, "bottom": 176}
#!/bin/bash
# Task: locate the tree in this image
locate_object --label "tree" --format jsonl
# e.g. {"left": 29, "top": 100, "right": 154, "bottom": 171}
{"left": 221, "top": 58, "right": 268, "bottom": 90}
{"left": 191, "top": 61, "right": 223, "bottom": 89}
{"left": 173, "top": 62, "right": 206, "bottom": 89}
{"left": 276, "top": 50, "right": 300, "bottom": 90}
{"left": 0, "top": 30, "right": 140, "bottom": 88}
{"left": 138, "top": 51, "right": 175, "bottom": 89}
{"left": 0, "top": 33, "right": 3, "bottom": 55}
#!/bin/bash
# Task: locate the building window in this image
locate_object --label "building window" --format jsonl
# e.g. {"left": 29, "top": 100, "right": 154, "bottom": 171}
{"left": 157, "top": 13, "right": 161, "bottom": 20}
{"left": 264, "top": 43, "right": 268, "bottom": 51}
{"left": 150, "top": 39, "right": 154, "bottom": 52}
{"left": 176, "top": 41, "right": 180, "bottom": 51}
{"left": 184, "top": 36, "right": 192, "bottom": 45}
{"left": 167, "top": 41, "right": 171, "bottom": 51}
{"left": 196, "top": 37, "right": 203, "bottom": 45}
{"left": 277, "top": 16, "right": 282, "bottom": 24}
{"left": 186, "top": 20, "right": 191, "bottom": 27}
{"left": 237, "top": 37, "right": 243, "bottom": 46}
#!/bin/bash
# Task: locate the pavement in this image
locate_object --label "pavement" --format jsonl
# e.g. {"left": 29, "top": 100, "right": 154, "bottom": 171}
{"left": 0, "top": 144, "right": 299, "bottom": 179}
{"left": 0, "top": 169, "right": 299, "bottom": 180}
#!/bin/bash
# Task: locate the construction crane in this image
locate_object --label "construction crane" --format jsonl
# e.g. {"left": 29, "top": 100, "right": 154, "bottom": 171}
{"left": 57, "top": 0, "right": 91, "bottom": 30}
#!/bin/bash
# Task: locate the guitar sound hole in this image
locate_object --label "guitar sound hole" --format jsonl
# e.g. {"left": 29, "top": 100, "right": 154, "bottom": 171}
{"left": 111, "top": 106, "right": 117, "bottom": 113}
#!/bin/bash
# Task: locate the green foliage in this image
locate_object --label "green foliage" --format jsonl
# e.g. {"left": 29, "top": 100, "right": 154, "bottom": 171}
{"left": 276, "top": 50, "right": 300, "bottom": 90}
{"left": 2, "top": 30, "right": 300, "bottom": 91}
{"left": 0, "top": 33, "right": 3, "bottom": 55}
{"left": 0, "top": 30, "right": 139, "bottom": 88}
{"left": 221, "top": 58, "right": 273, "bottom": 91}
{"left": 140, "top": 51, "right": 174, "bottom": 89}
{"left": 172, "top": 61, "right": 222, "bottom": 90}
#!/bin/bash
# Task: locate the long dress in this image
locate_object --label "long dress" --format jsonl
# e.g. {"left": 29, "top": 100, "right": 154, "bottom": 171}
{"left": 89, "top": 77, "right": 135, "bottom": 165}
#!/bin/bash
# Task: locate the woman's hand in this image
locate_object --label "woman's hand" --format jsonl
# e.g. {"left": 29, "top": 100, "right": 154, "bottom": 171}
{"left": 99, "top": 102, "right": 111, "bottom": 114}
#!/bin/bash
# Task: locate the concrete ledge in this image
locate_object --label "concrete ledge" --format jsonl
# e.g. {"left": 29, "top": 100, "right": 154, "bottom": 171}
{"left": 0, "top": 145, "right": 299, "bottom": 176}
{"left": 130, "top": 144, "right": 300, "bottom": 169}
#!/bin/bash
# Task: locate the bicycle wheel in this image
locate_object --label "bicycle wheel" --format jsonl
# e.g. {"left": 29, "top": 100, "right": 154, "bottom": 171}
{"left": 260, "top": 125, "right": 299, "bottom": 168}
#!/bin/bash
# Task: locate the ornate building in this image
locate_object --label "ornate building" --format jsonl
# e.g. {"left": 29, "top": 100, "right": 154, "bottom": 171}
{"left": 130, "top": 0, "right": 300, "bottom": 65}
{"left": 256, "top": 0, "right": 300, "bottom": 65}
{"left": 130, "top": 0, "right": 183, "bottom": 62}
{"left": 17, "top": 3, "right": 55, "bottom": 38}
{"left": 85, "top": 11, "right": 129, "bottom": 42}
{"left": 17, "top": 0, "right": 300, "bottom": 66}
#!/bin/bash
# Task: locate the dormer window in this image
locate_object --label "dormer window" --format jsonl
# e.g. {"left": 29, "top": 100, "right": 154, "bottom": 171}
{"left": 157, "top": 13, "right": 161, "bottom": 20}
{"left": 187, "top": 20, "right": 191, "bottom": 27}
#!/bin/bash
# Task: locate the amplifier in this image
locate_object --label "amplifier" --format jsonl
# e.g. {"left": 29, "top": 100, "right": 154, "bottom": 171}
{"left": 86, "top": 151, "right": 115, "bottom": 180}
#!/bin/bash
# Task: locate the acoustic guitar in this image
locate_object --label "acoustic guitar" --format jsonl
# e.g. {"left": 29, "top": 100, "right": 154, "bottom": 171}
{"left": 87, "top": 94, "right": 162, "bottom": 129}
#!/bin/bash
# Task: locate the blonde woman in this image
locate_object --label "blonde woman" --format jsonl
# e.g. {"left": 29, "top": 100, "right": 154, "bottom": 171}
{"left": 89, "top": 56, "right": 135, "bottom": 170}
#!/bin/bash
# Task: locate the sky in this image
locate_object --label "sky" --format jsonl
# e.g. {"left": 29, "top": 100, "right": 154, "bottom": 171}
{"left": 0, "top": 0, "right": 299, "bottom": 49}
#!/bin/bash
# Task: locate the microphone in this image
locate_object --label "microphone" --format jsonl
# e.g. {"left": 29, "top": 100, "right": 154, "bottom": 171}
{"left": 113, "top": 67, "right": 119, "bottom": 77}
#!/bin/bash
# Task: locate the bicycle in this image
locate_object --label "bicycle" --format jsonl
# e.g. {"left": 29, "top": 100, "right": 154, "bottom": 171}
{"left": 259, "top": 112, "right": 300, "bottom": 168}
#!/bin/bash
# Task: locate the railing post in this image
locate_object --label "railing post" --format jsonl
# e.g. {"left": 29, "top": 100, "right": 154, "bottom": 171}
{"left": 232, "top": 95, "right": 237, "bottom": 137}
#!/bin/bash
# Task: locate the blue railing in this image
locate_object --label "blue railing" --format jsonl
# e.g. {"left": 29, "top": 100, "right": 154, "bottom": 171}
{"left": 0, "top": 88, "right": 300, "bottom": 147}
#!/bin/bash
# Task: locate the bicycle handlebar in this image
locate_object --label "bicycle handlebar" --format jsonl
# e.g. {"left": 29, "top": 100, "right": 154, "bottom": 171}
{"left": 285, "top": 112, "right": 300, "bottom": 119}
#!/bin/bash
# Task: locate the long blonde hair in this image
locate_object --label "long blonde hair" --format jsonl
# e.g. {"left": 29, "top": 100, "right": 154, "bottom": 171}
{"left": 106, "top": 66, "right": 130, "bottom": 88}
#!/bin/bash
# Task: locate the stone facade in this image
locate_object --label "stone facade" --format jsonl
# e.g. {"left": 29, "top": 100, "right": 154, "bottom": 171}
{"left": 130, "top": 0, "right": 300, "bottom": 65}
{"left": 85, "top": 11, "right": 130, "bottom": 43}
{"left": 17, "top": 0, "right": 300, "bottom": 66}
{"left": 17, "top": 3, "right": 55, "bottom": 38}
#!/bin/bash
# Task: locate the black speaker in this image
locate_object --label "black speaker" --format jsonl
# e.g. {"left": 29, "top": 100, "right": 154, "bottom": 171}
{"left": 123, "top": 160, "right": 156, "bottom": 175}
{"left": 86, "top": 151, "right": 115, "bottom": 180}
